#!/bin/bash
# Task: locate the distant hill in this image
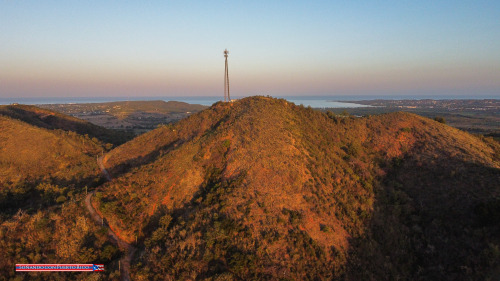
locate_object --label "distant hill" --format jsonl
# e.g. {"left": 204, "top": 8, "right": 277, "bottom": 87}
{"left": 326, "top": 99, "right": 500, "bottom": 138}
{"left": 96, "top": 96, "right": 500, "bottom": 280}
{"left": 0, "top": 104, "right": 132, "bottom": 145}
{"left": 39, "top": 100, "right": 208, "bottom": 134}
{"left": 91, "top": 100, "right": 207, "bottom": 118}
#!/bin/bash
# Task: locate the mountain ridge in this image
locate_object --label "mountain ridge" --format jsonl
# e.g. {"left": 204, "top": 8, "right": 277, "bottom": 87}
{"left": 94, "top": 96, "right": 499, "bottom": 280}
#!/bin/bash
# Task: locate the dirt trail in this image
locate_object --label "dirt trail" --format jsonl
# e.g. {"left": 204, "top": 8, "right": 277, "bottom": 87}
{"left": 84, "top": 157, "right": 136, "bottom": 281}
{"left": 97, "top": 156, "right": 112, "bottom": 181}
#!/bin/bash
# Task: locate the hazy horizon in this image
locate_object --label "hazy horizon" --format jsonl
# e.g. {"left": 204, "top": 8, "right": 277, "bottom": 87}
{"left": 1, "top": 94, "right": 499, "bottom": 108}
{"left": 1, "top": 1, "right": 499, "bottom": 98}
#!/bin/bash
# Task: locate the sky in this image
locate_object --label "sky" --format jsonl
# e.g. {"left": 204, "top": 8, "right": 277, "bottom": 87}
{"left": 1, "top": 1, "right": 499, "bottom": 98}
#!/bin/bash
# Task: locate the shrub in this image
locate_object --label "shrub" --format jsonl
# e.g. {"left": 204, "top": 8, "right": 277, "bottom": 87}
{"left": 100, "top": 244, "right": 118, "bottom": 261}
{"left": 346, "top": 142, "right": 361, "bottom": 157}
{"left": 434, "top": 116, "right": 446, "bottom": 124}
{"left": 320, "top": 224, "right": 331, "bottom": 233}
{"left": 56, "top": 195, "right": 67, "bottom": 204}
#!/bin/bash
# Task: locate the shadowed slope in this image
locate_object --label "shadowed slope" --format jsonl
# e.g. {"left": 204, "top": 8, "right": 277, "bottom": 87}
{"left": 347, "top": 125, "right": 500, "bottom": 280}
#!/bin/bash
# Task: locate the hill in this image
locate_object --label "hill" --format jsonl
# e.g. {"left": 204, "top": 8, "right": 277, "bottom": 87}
{"left": 325, "top": 99, "right": 500, "bottom": 138}
{"left": 41, "top": 100, "right": 207, "bottom": 119}
{"left": 0, "top": 104, "right": 132, "bottom": 145}
{"left": 93, "top": 100, "right": 206, "bottom": 117}
{"left": 0, "top": 114, "right": 104, "bottom": 212}
{"left": 96, "top": 96, "right": 500, "bottom": 280}
{"left": 39, "top": 100, "right": 208, "bottom": 134}
{"left": 0, "top": 114, "right": 125, "bottom": 280}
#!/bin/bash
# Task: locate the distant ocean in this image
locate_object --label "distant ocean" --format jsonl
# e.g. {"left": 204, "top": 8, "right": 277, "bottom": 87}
{"left": 0, "top": 95, "right": 498, "bottom": 108}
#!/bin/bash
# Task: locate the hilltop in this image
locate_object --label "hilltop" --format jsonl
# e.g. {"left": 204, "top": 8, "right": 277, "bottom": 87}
{"left": 93, "top": 96, "right": 499, "bottom": 280}
{"left": 0, "top": 104, "right": 132, "bottom": 145}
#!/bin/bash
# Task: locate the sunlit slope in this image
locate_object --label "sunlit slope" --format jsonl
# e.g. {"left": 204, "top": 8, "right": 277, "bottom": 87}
{"left": 97, "top": 96, "right": 500, "bottom": 280}
{"left": 0, "top": 114, "right": 120, "bottom": 280}
{"left": 102, "top": 101, "right": 232, "bottom": 174}
{"left": 0, "top": 115, "right": 102, "bottom": 189}
{"left": 0, "top": 104, "right": 129, "bottom": 145}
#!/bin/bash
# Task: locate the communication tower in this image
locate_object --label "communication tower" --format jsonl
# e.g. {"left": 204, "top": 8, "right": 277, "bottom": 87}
{"left": 224, "top": 49, "right": 231, "bottom": 102}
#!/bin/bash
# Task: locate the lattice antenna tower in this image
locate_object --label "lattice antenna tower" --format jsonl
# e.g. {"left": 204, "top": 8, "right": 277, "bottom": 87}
{"left": 224, "top": 49, "right": 231, "bottom": 102}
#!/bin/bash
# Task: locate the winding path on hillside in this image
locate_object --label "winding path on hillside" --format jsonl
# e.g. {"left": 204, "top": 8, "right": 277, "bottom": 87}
{"left": 97, "top": 156, "right": 112, "bottom": 181}
{"left": 84, "top": 157, "right": 136, "bottom": 281}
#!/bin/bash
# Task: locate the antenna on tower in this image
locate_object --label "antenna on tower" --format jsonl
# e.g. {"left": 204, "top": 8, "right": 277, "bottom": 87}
{"left": 223, "top": 49, "right": 231, "bottom": 102}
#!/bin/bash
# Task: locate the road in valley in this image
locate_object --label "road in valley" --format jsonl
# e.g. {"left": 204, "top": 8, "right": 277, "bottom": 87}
{"left": 84, "top": 157, "right": 136, "bottom": 281}
{"left": 97, "top": 156, "right": 111, "bottom": 181}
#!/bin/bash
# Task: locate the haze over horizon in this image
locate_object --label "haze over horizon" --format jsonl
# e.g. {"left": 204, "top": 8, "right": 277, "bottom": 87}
{"left": 1, "top": 1, "right": 499, "bottom": 98}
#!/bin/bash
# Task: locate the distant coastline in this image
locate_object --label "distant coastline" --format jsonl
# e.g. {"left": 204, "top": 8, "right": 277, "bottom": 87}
{"left": 0, "top": 95, "right": 499, "bottom": 108}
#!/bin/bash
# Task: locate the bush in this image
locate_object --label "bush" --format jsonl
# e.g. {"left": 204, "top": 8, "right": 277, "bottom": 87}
{"left": 100, "top": 244, "right": 118, "bottom": 261}
{"left": 55, "top": 195, "right": 67, "bottom": 204}
{"left": 346, "top": 142, "right": 361, "bottom": 157}
{"left": 434, "top": 116, "right": 446, "bottom": 124}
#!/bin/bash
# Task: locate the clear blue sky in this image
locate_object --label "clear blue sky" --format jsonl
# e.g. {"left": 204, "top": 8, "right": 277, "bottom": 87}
{"left": 1, "top": 1, "right": 499, "bottom": 98}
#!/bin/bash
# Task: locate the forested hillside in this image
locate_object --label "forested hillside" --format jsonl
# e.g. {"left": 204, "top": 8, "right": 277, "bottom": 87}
{"left": 0, "top": 111, "right": 125, "bottom": 280}
{"left": 0, "top": 115, "right": 103, "bottom": 212}
{"left": 95, "top": 96, "right": 500, "bottom": 280}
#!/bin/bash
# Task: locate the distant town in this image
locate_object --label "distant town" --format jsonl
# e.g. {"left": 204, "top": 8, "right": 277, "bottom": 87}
{"left": 330, "top": 99, "right": 499, "bottom": 138}
{"left": 342, "top": 99, "right": 499, "bottom": 111}
{"left": 38, "top": 98, "right": 499, "bottom": 140}
{"left": 39, "top": 100, "right": 207, "bottom": 135}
